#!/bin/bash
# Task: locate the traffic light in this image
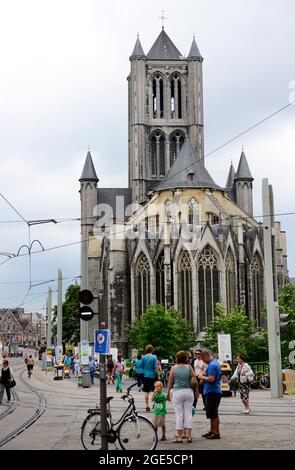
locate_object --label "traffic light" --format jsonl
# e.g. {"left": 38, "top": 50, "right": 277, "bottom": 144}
{"left": 280, "top": 313, "right": 290, "bottom": 328}
{"left": 79, "top": 289, "right": 94, "bottom": 321}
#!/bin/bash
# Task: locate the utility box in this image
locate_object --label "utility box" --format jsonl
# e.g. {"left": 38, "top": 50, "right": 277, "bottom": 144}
{"left": 82, "top": 365, "right": 91, "bottom": 388}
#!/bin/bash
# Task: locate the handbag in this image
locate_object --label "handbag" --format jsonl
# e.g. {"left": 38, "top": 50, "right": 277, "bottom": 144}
{"left": 9, "top": 379, "right": 16, "bottom": 388}
{"left": 189, "top": 369, "right": 198, "bottom": 392}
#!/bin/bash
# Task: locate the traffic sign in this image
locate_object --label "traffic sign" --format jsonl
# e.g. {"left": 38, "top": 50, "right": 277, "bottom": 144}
{"left": 79, "top": 289, "right": 94, "bottom": 305}
{"left": 79, "top": 305, "right": 94, "bottom": 321}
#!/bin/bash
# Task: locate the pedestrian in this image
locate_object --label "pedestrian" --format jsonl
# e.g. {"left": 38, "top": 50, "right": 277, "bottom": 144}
{"left": 0, "top": 359, "right": 14, "bottom": 404}
{"left": 114, "top": 354, "right": 125, "bottom": 392}
{"left": 193, "top": 349, "right": 207, "bottom": 410}
{"left": 106, "top": 355, "right": 115, "bottom": 384}
{"left": 199, "top": 350, "right": 222, "bottom": 440}
{"left": 166, "top": 351, "right": 198, "bottom": 443}
{"left": 89, "top": 356, "right": 96, "bottom": 385}
{"left": 141, "top": 345, "right": 159, "bottom": 412}
{"left": 229, "top": 354, "right": 254, "bottom": 414}
{"left": 26, "top": 355, "right": 34, "bottom": 378}
{"left": 151, "top": 381, "right": 167, "bottom": 441}
{"left": 73, "top": 355, "right": 80, "bottom": 377}
{"left": 134, "top": 354, "right": 144, "bottom": 391}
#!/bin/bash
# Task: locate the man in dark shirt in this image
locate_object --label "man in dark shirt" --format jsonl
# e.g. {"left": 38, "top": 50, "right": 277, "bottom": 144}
{"left": 199, "top": 350, "right": 222, "bottom": 439}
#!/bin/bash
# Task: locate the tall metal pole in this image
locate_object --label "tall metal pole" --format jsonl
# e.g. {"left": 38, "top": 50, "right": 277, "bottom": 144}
{"left": 98, "top": 290, "right": 108, "bottom": 450}
{"left": 262, "top": 178, "right": 283, "bottom": 398}
{"left": 57, "top": 268, "right": 63, "bottom": 346}
{"left": 47, "top": 287, "right": 52, "bottom": 346}
{"left": 80, "top": 234, "right": 88, "bottom": 342}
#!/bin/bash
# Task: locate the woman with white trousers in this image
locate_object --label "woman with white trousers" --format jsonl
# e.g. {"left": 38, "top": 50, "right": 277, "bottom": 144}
{"left": 167, "top": 351, "right": 198, "bottom": 443}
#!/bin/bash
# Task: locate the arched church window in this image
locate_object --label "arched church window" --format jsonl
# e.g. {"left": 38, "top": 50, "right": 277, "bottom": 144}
{"left": 178, "top": 251, "right": 193, "bottom": 324}
{"left": 170, "top": 74, "right": 182, "bottom": 119}
{"left": 156, "top": 251, "right": 165, "bottom": 305}
{"left": 149, "top": 132, "right": 166, "bottom": 178}
{"left": 169, "top": 131, "right": 185, "bottom": 166}
{"left": 251, "top": 253, "right": 264, "bottom": 327}
{"left": 136, "top": 253, "right": 151, "bottom": 316}
{"left": 188, "top": 198, "right": 199, "bottom": 225}
{"left": 225, "top": 249, "right": 236, "bottom": 313}
{"left": 152, "top": 74, "right": 164, "bottom": 119}
{"left": 198, "top": 246, "right": 220, "bottom": 330}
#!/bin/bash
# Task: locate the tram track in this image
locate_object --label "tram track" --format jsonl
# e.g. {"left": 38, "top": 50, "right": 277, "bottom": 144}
{"left": 0, "top": 370, "right": 47, "bottom": 448}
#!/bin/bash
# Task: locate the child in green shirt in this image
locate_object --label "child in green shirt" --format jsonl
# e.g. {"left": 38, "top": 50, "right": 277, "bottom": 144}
{"left": 151, "top": 381, "right": 167, "bottom": 441}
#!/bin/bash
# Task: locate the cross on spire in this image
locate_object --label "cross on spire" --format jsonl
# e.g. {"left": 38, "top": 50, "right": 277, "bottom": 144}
{"left": 158, "top": 10, "right": 167, "bottom": 30}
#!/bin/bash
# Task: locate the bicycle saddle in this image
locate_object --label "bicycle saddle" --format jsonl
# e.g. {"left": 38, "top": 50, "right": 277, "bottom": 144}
{"left": 106, "top": 396, "right": 114, "bottom": 403}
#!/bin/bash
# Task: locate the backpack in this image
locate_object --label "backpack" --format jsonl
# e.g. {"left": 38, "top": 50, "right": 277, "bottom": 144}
{"left": 107, "top": 358, "right": 114, "bottom": 369}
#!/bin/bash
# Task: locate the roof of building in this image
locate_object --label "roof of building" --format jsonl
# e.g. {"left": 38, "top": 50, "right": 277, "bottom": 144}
{"left": 225, "top": 162, "right": 236, "bottom": 200}
{"left": 97, "top": 188, "right": 132, "bottom": 222}
{"left": 187, "top": 36, "right": 203, "bottom": 60}
{"left": 79, "top": 151, "right": 99, "bottom": 182}
{"left": 147, "top": 29, "right": 184, "bottom": 60}
{"left": 234, "top": 150, "right": 253, "bottom": 181}
{"left": 130, "top": 35, "right": 146, "bottom": 59}
{"left": 156, "top": 139, "right": 221, "bottom": 191}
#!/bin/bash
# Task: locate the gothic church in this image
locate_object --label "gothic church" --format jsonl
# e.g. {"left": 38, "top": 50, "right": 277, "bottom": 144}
{"left": 79, "top": 28, "right": 289, "bottom": 353}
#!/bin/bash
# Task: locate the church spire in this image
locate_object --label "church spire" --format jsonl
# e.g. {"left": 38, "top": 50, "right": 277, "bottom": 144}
{"left": 130, "top": 34, "right": 146, "bottom": 60}
{"left": 79, "top": 150, "right": 99, "bottom": 182}
{"left": 225, "top": 161, "right": 236, "bottom": 201}
{"left": 234, "top": 148, "right": 253, "bottom": 181}
{"left": 187, "top": 35, "right": 203, "bottom": 61}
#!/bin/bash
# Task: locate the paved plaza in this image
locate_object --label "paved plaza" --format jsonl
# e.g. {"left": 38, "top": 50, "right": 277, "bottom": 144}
{"left": 1, "top": 357, "right": 295, "bottom": 450}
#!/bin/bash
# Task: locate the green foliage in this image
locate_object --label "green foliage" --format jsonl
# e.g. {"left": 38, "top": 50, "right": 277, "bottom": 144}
{"left": 52, "top": 284, "right": 80, "bottom": 345}
{"left": 202, "top": 304, "right": 269, "bottom": 362}
{"left": 279, "top": 283, "right": 295, "bottom": 360}
{"left": 127, "top": 304, "right": 196, "bottom": 360}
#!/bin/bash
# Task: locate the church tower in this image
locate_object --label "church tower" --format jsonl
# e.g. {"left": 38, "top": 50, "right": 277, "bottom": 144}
{"left": 128, "top": 28, "right": 204, "bottom": 204}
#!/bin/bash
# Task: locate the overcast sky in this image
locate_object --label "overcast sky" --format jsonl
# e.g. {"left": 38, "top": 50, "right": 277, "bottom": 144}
{"left": 0, "top": 0, "right": 295, "bottom": 313}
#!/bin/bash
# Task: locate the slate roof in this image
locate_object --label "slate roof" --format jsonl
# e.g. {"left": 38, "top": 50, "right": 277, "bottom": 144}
{"left": 225, "top": 162, "right": 236, "bottom": 201}
{"left": 130, "top": 35, "right": 146, "bottom": 59}
{"left": 187, "top": 36, "right": 203, "bottom": 60}
{"left": 97, "top": 188, "right": 132, "bottom": 222}
{"left": 156, "top": 139, "right": 221, "bottom": 191}
{"left": 79, "top": 151, "right": 99, "bottom": 182}
{"left": 234, "top": 150, "right": 253, "bottom": 181}
{"left": 147, "top": 29, "right": 184, "bottom": 60}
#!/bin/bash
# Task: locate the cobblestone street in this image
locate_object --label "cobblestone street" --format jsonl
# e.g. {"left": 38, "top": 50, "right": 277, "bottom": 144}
{"left": 1, "top": 357, "right": 295, "bottom": 450}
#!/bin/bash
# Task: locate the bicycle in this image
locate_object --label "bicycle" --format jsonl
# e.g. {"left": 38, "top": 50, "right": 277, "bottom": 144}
{"left": 251, "top": 370, "right": 270, "bottom": 390}
{"left": 81, "top": 382, "right": 158, "bottom": 451}
{"left": 27, "top": 366, "right": 33, "bottom": 379}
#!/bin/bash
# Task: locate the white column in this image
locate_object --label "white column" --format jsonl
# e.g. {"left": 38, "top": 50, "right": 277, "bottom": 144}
{"left": 57, "top": 268, "right": 62, "bottom": 346}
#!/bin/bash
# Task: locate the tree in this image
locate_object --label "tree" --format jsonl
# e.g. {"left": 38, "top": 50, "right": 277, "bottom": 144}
{"left": 279, "top": 283, "right": 295, "bottom": 360}
{"left": 127, "top": 304, "right": 196, "bottom": 360}
{"left": 52, "top": 284, "right": 80, "bottom": 345}
{"left": 202, "top": 304, "right": 269, "bottom": 362}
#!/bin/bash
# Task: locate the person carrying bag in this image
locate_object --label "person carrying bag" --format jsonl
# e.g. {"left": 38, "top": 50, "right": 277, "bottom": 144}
{"left": 0, "top": 359, "right": 14, "bottom": 404}
{"left": 230, "top": 354, "right": 254, "bottom": 414}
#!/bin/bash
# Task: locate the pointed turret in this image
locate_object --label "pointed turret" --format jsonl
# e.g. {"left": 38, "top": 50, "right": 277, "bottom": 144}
{"left": 147, "top": 29, "right": 184, "bottom": 60}
{"left": 187, "top": 35, "right": 203, "bottom": 61}
{"left": 225, "top": 162, "right": 236, "bottom": 201}
{"left": 234, "top": 149, "right": 254, "bottom": 216}
{"left": 79, "top": 150, "right": 99, "bottom": 182}
{"left": 130, "top": 34, "right": 146, "bottom": 60}
{"left": 156, "top": 139, "right": 221, "bottom": 192}
{"left": 234, "top": 149, "right": 253, "bottom": 182}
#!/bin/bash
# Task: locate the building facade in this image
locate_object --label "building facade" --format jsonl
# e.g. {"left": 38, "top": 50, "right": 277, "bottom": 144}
{"left": 79, "top": 28, "right": 289, "bottom": 353}
{"left": 0, "top": 308, "right": 43, "bottom": 349}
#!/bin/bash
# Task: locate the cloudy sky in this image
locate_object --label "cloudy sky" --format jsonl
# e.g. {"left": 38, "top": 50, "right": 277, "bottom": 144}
{"left": 0, "top": 0, "right": 295, "bottom": 313}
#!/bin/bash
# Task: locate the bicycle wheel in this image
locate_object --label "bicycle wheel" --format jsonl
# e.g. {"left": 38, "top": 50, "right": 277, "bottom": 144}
{"left": 81, "top": 412, "right": 103, "bottom": 450}
{"left": 118, "top": 414, "right": 158, "bottom": 450}
{"left": 260, "top": 374, "right": 270, "bottom": 390}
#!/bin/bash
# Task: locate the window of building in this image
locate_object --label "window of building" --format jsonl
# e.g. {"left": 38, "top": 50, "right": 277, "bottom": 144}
{"left": 207, "top": 213, "right": 220, "bottom": 225}
{"left": 149, "top": 132, "right": 166, "bottom": 178}
{"left": 178, "top": 251, "right": 193, "bottom": 324}
{"left": 136, "top": 253, "right": 151, "bottom": 316}
{"left": 169, "top": 131, "right": 185, "bottom": 166}
{"left": 152, "top": 74, "right": 164, "bottom": 119}
{"left": 251, "top": 253, "right": 264, "bottom": 327}
{"left": 225, "top": 249, "right": 236, "bottom": 313}
{"left": 188, "top": 198, "right": 199, "bottom": 225}
{"left": 198, "top": 246, "right": 220, "bottom": 330}
{"left": 156, "top": 251, "right": 165, "bottom": 305}
{"left": 170, "top": 74, "right": 182, "bottom": 119}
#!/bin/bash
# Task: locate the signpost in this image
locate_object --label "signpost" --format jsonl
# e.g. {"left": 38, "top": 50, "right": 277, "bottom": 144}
{"left": 218, "top": 334, "right": 232, "bottom": 364}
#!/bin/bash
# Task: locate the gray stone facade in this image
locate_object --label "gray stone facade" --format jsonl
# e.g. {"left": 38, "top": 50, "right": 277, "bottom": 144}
{"left": 79, "top": 29, "right": 289, "bottom": 354}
